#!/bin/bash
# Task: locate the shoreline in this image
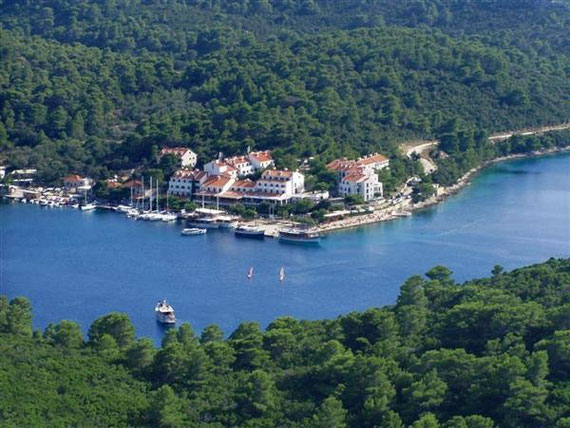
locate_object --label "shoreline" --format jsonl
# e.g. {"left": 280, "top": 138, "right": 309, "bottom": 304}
{"left": 3, "top": 146, "right": 569, "bottom": 238}
{"left": 317, "top": 146, "right": 570, "bottom": 234}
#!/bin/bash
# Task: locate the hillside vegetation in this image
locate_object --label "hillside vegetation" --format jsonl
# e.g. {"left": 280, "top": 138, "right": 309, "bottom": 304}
{"left": 1, "top": 258, "right": 570, "bottom": 426}
{"left": 1, "top": 1, "right": 570, "bottom": 183}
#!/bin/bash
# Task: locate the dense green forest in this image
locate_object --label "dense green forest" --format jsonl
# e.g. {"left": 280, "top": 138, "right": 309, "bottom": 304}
{"left": 2, "top": 258, "right": 570, "bottom": 426}
{"left": 1, "top": 0, "right": 570, "bottom": 183}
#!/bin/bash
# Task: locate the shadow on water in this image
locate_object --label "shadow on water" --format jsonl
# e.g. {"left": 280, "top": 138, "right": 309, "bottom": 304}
{"left": 493, "top": 167, "right": 539, "bottom": 175}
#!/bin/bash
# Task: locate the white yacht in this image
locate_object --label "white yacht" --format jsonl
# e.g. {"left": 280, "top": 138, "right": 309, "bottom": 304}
{"left": 155, "top": 300, "right": 176, "bottom": 324}
{"left": 161, "top": 212, "right": 178, "bottom": 222}
{"left": 80, "top": 203, "right": 96, "bottom": 211}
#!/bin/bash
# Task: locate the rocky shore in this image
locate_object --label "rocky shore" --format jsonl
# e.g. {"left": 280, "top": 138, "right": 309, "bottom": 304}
{"left": 317, "top": 146, "right": 570, "bottom": 234}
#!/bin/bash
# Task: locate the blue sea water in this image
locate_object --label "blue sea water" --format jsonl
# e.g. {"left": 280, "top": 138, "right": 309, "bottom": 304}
{"left": 1, "top": 153, "right": 569, "bottom": 343}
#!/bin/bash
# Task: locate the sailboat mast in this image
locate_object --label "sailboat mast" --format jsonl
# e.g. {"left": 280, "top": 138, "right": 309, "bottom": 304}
{"left": 149, "top": 176, "right": 153, "bottom": 212}
{"left": 156, "top": 179, "right": 159, "bottom": 213}
{"left": 141, "top": 176, "right": 145, "bottom": 211}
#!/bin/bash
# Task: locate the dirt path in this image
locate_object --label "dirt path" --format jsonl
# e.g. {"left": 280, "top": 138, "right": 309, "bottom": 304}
{"left": 402, "top": 122, "right": 570, "bottom": 173}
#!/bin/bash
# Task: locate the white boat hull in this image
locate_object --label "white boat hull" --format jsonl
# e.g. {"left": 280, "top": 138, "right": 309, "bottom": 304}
{"left": 188, "top": 222, "right": 219, "bottom": 229}
{"left": 181, "top": 228, "right": 207, "bottom": 236}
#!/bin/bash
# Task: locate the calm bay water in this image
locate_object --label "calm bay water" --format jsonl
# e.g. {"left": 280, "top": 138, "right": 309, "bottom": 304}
{"left": 1, "top": 153, "right": 569, "bottom": 342}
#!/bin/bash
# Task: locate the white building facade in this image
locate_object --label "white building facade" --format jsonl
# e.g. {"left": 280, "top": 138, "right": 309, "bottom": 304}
{"left": 328, "top": 153, "right": 389, "bottom": 202}
{"left": 158, "top": 148, "right": 197, "bottom": 168}
{"left": 168, "top": 170, "right": 208, "bottom": 197}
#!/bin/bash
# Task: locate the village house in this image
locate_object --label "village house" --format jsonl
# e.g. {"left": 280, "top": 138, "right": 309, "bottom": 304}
{"left": 167, "top": 169, "right": 208, "bottom": 197}
{"left": 338, "top": 170, "right": 382, "bottom": 202}
{"left": 62, "top": 174, "right": 94, "bottom": 193}
{"left": 123, "top": 179, "right": 146, "bottom": 197}
{"left": 225, "top": 155, "right": 255, "bottom": 176}
{"left": 158, "top": 147, "right": 197, "bottom": 168}
{"left": 204, "top": 159, "right": 239, "bottom": 178}
{"left": 104, "top": 178, "right": 122, "bottom": 190}
{"left": 247, "top": 150, "right": 274, "bottom": 170}
{"left": 327, "top": 153, "right": 389, "bottom": 202}
{"left": 207, "top": 150, "right": 275, "bottom": 178}
{"left": 168, "top": 149, "right": 307, "bottom": 207}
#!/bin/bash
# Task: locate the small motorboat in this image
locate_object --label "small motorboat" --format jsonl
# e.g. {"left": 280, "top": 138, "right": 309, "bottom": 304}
{"left": 181, "top": 227, "right": 207, "bottom": 236}
{"left": 279, "top": 266, "right": 285, "bottom": 282}
{"left": 155, "top": 300, "right": 176, "bottom": 324}
{"left": 247, "top": 267, "right": 254, "bottom": 279}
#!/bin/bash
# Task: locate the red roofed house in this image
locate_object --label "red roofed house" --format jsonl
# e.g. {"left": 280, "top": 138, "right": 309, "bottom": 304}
{"left": 200, "top": 175, "right": 235, "bottom": 194}
{"left": 63, "top": 174, "right": 94, "bottom": 192}
{"left": 225, "top": 155, "right": 255, "bottom": 176}
{"left": 123, "top": 179, "right": 145, "bottom": 197}
{"left": 204, "top": 160, "right": 238, "bottom": 179}
{"left": 338, "top": 167, "right": 382, "bottom": 202}
{"left": 158, "top": 147, "right": 197, "bottom": 168}
{"left": 328, "top": 153, "right": 389, "bottom": 201}
{"left": 356, "top": 153, "right": 390, "bottom": 171}
{"left": 248, "top": 150, "right": 274, "bottom": 170}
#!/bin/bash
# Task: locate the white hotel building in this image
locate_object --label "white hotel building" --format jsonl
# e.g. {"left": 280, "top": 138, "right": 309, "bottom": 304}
{"left": 327, "top": 153, "right": 389, "bottom": 202}
{"left": 168, "top": 150, "right": 306, "bottom": 206}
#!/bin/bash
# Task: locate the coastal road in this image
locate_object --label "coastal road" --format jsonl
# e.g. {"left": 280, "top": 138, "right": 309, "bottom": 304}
{"left": 488, "top": 123, "right": 570, "bottom": 142}
{"left": 402, "top": 122, "right": 570, "bottom": 173}
{"left": 403, "top": 141, "right": 438, "bottom": 173}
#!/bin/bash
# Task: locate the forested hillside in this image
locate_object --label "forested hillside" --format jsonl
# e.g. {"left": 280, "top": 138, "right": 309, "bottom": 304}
{"left": 1, "top": 0, "right": 570, "bottom": 182}
{"left": 2, "top": 258, "right": 570, "bottom": 427}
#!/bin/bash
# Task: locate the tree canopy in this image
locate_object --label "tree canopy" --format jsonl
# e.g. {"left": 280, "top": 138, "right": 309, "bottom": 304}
{"left": 2, "top": 258, "right": 570, "bottom": 426}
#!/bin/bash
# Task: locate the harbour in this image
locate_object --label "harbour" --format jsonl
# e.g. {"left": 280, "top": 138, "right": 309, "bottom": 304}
{"left": 1, "top": 153, "right": 569, "bottom": 343}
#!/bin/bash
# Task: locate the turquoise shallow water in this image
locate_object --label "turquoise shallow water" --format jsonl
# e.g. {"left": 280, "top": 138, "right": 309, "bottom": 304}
{"left": 1, "top": 153, "right": 569, "bottom": 342}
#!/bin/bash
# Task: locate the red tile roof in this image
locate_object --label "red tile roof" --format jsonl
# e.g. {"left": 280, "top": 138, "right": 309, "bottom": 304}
{"left": 63, "top": 174, "right": 84, "bottom": 183}
{"left": 261, "top": 169, "right": 293, "bottom": 179}
{"left": 123, "top": 179, "right": 142, "bottom": 188}
{"left": 327, "top": 159, "right": 357, "bottom": 172}
{"left": 203, "top": 175, "right": 232, "bottom": 188}
{"left": 209, "top": 160, "right": 237, "bottom": 171}
{"left": 172, "top": 169, "right": 201, "bottom": 179}
{"left": 159, "top": 147, "right": 193, "bottom": 158}
{"left": 249, "top": 150, "right": 273, "bottom": 163}
{"left": 226, "top": 155, "right": 251, "bottom": 167}
{"left": 357, "top": 153, "right": 389, "bottom": 166}
{"left": 106, "top": 181, "right": 122, "bottom": 189}
{"left": 342, "top": 173, "right": 369, "bottom": 183}
{"left": 232, "top": 179, "right": 256, "bottom": 188}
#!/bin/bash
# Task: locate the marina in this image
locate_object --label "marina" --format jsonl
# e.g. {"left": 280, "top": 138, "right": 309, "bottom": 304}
{"left": 1, "top": 153, "right": 569, "bottom": 343}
